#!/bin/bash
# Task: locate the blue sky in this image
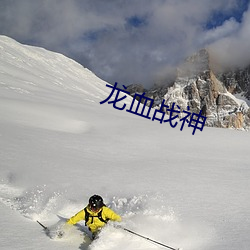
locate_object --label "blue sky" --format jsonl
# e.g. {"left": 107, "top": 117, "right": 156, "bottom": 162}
{"left": 206, "top": 0, "right": 249, "bottom": 29}
{"left": 0, "top": 0, "right": 249, "bottom": 87}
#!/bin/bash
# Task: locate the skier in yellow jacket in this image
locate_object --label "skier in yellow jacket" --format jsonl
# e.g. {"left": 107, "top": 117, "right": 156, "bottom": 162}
{"left": 67, "top": 195, "right": 121, "bottom": 238}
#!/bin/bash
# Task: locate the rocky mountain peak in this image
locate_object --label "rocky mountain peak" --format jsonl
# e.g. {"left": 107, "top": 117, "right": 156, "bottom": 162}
{"left": 127, "top": 48, "right": 250, "bottom": 130}
{"left": 177, "top": 48, "right": 210, "bottom": 78}
{"left": 165, "top": 49, "right": 250, "bottom": 129}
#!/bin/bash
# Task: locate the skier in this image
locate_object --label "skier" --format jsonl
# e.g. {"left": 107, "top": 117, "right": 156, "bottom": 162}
{"left": 66, "top": 194, "right": 121, "bottom": 239}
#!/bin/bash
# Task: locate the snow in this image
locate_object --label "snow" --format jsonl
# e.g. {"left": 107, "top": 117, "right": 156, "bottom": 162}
{"left": 0, "top": 35, "right": 250, "bottom": 250}
{"left": 234, "top": 93, "right": 250, "bottom": 107}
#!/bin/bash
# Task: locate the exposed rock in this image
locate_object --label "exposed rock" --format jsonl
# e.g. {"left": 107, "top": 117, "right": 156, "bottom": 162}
{"left": 164, "top": 49, "right": 250, "bottom": 129}
{"left": 126, "top": 83, "right": 146, "bottom": 95}
{"left": 217, "top": 66, "right": 250, "bottom": 100}
{"left": 129, "top": 49, "right": 250, "bottom": 130}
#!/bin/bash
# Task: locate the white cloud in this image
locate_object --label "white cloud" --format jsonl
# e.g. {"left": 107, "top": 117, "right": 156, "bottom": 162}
{"left": 0, "top": 0, "right": 249, "bottom": 87}
{"left": 200, "top": 18, "right": 240, "bottom": 45}
{"left": 209, "top": 5, "right": 250, "bottom": 69}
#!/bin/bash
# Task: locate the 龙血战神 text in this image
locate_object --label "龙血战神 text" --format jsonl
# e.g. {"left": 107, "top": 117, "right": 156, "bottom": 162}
{"left": 100, "top": 82, "right": 206, "bottom": 135}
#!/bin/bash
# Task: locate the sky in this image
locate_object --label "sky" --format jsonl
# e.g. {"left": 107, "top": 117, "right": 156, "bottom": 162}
{"left": 0, "top": 0, "right": 249, "bottom": 88}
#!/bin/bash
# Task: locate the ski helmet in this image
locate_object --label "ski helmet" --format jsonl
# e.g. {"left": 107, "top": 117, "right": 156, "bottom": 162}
{"left": 89, "top": 195, "right": 104, "bottom": 210}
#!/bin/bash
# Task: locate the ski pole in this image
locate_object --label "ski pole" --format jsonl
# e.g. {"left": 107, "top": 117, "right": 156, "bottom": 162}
{"left": 37, "top": 220, "right": 48, "bottom": 231}
{"left": 122, "top": 227, "right": 180, "bottom": 250}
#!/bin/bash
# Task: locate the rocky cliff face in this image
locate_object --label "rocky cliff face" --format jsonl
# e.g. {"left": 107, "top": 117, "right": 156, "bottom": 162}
{"left": 217, "top": 66, "right": 250, "bottom": 100}
{"left": 164, "top": 49, "right": 250, "bottom": 129}
{"left": 127, "top": 49, "right": 250, "bottom": 130}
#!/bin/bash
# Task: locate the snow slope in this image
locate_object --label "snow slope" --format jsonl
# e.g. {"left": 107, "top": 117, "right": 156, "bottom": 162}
{"left": 0, "top": 36, "right": 250, "bottom": 250}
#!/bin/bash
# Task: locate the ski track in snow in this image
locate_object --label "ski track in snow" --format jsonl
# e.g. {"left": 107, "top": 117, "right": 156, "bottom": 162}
{"left": 0, "top": 179, "right": 212, "bottom": 250}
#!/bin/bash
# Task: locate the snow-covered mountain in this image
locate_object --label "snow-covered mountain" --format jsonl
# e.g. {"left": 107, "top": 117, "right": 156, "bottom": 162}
{"left": 128, "top": 49, "right": 250, "bottom": 130}
{"left": 0, "top": 36, "right": 250, "bottom": 250}
{"left": 165, "top": 49, "right": 250, "bottom": 129}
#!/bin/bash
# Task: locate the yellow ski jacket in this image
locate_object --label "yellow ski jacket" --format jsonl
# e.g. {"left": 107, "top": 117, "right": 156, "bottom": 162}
{"left": 67, "top": 206, "right": 121, "bottom": 233}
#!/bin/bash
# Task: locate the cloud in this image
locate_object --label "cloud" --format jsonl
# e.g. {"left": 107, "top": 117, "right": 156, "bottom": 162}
{"left": 0, "top": 0, "right": 249, "bottom": 87}
{"left": 209, "top": 4, "right": 250, "bottom": 69}
{"left": 200, "top": 18, "right": 240, "bottom": 45}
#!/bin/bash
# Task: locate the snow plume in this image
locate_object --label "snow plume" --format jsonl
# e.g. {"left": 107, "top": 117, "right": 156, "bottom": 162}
{"left": 0, "top": 180, "right": 214, "bottom": 250}
{"left": 0, "top": 176, "right": 65, "bottom": 221}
